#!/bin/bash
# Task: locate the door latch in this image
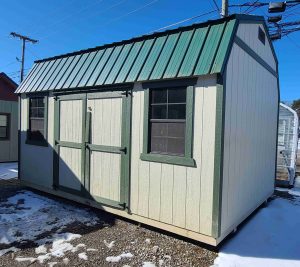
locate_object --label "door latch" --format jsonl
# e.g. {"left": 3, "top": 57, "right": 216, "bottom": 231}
{"left": 119, "top": 147, "right": 127, "bottom": 154}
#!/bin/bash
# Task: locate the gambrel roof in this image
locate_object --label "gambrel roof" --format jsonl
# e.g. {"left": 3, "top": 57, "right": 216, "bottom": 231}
{"left": 16, "top": 14, "right": 273, "bottom": 94}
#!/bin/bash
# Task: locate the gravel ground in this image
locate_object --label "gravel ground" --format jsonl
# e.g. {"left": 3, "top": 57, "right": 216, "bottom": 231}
{"left": 0, "top": 179, "right": 217, "bottom": 267}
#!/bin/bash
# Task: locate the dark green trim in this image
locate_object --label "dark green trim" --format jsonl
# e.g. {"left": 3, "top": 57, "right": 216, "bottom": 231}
{"left": 58, "top": 185, "right": 84, "bottom": 197}
{"left": 81, "top": 96, "right": 87, "bottom": 195}
{"left": 141, "top": 81, "right": 196, "bottom": 167}
{"left": 53, "top": 97, "right": 60, "bottom": 189}
{"left": 120, "top": 90, "right": 132, "bottom": 211}
{"left": 57, "top": 141, "right": 82, "bottom": 149}
{"left": 56, "top": 93, "right": 86, "bottom": 100}
{"left": 87, "top": 144, "right": 125, "bottom": 154}
{"left": 26, "top": 95, "right": 49, "bottom": 147}
{"left": 211, "top": 73, "right": 226, "bottom": 238}
{"left": 234, "top": 36, "right": 277, "bottom": 78}
{"left": 140, "top": 153, "right": 196, "bottom": 167}
{"left": 89, "top": 195, "right": 127, "bottom": 210}
{"left": 84, "top": 111, "right": 91, "bottom": 195}
{"left": 142, "top": 77, "right": 197, "bottom": 89}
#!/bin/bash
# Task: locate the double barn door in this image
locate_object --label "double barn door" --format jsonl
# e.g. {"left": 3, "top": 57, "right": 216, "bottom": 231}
{"left": 53, "top": 91, "right": 131, "bottom": 209}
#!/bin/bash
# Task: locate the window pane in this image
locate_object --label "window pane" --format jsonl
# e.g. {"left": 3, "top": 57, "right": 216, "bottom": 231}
{"left": 0, "top": 127, "right": 7, "bottom": 138}
{"left": 167, "top": 138, "right": 185, "bottom": 155}
{"left": 151, "top": 104, "right": 167, "bottom": 119}
{"left": 151, "top": 122, "right": 168, "bottom": 137}
{"left": 29, "top": 97, "right": 45, "bottom": 141}
{"left": 30, "top": 118, "right": 44, "bottom": 131}
{"left": 38, "top": 107, "right": 44, "bottom": 117}
{"left": 30, "top": 108, "right": 38, "bottom": 117}
{"left": 167, "top": 122, "right": 185, "bottom": 138}
{"left": 168, "top": 88, "right": 186, "bottom": 103}
{"left": 151, "top": 89, "right": 167, "bottom": 103}
{"left": 0, "top": 115, "right": 7, "bottom": 127}
{"left": 150, "top": 137, "right": 168, "bottom": 154}
{"left": 168, "top": 104, "right": 186, "bottom": 119}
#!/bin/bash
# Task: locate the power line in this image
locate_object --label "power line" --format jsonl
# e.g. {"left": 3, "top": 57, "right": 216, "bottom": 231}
{"left": 148, "top": 9, "right": 218, "bottom": 33}
{"left": 211, "top": 0, "right": 221, "bottom": 15}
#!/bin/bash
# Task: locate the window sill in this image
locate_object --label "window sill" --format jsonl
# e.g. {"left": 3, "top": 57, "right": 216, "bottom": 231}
{"left": 140, "top": 153, "right": 196, "bottom": 167}
{"left": 25, "top": 139, "right": 48, "bottom": 147}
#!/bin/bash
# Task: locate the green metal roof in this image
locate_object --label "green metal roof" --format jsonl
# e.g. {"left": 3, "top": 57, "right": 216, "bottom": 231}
{"left": 16, "top": 14, "right": 266, "bottom": 94}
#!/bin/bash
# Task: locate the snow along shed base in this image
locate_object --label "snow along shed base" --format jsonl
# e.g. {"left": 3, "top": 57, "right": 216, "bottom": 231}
{"left": 16, "top": 14, "right": 279, "bottom": 246}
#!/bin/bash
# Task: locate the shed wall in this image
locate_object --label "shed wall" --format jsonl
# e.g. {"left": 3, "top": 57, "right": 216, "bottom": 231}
{"left": 0, "top": 100, "right": 18, "bottom": 162}
{"left": 237, "top": 22, "right": 277, "bottom": 71}
{"left": 220, "top": 41, "right": 278, "bottom": 236}
{"left": 20, "top": 94, "right": 54, "bottom": 186}
{"left": 130, "top": 76, "right": 218, "bottom": 236}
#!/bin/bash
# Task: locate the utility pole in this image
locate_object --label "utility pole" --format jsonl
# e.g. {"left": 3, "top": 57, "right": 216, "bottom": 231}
{"left": 221, "top": 0, "right": 228, "bottom": 17}
{"left": 10, "top": 32, "right": 38, "bottom": 82}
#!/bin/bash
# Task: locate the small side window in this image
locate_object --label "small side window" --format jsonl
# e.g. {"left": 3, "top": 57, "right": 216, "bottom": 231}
{"left": 258, "top": 27, "right": 265, "bottom": 45}
{"left": 26, "top": 96, "right": 48, "bottom": 146}
{"left": 0, "top": 113, "right": 10, "bottom": 140}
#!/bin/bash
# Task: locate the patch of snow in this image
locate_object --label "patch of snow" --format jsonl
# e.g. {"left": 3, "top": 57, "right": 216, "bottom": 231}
{"left": 159, "top": 259, "right": 164, "bottom": 266}
{"left": 0, "top": 247, "right": 19, "bottom": 256}
{"left": 106, "top": 252, "right": 133, "bottom": 263}
{"left": 48, "top": 262, "right": 58, "bottom": 267}
{"left": 87, "top": 248, "right": 98, "bottom": 252}
{"left": 0, "top": 190, "right": 99, "bottom": 247}
{"left": 35, "top": 244, "right": 47, "bottom": 254}
{"left": 78, "top": 252, "right": 88, "bottom": 260}
{"left": 104, "top": 240, "right": 115, "bottom": 248}
{"left": 213, "top": 196, "right": 300, "bottom": 267}
{"left": 63, "top": 257, "right": 69, "bottom": 264}
{"left": 143, "top": 262, "right": 156, "bottom": 267}
{"left": 276, "top": 187, "right": 300, "bottom": 197}
{"left": 145, "top": 238, "right": 151, "bottom": 244}
{"left": 0, "top": 162, "right": 18, "bottom": 180}
{"left": 15, "top": 257, "right": 36, "bottom": 263}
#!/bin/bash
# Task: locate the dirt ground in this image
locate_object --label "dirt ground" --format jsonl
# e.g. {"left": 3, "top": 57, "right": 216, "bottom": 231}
{"left": 0, "top": 179, "right": 217, "bottom": 267}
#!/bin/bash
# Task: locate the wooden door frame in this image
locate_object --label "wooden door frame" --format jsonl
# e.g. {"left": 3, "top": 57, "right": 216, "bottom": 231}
{"left": 53, "top": 89, "right": 132, "bottom": 210}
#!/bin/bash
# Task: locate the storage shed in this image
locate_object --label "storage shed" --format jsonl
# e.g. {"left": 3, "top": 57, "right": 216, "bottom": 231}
{"left": 0, "top": 72, "right": 18, "bottom": 162}
{"left": 276, "top": 103, "right": 299, "bottom": 186}
{"left": 16, "top": 14, "right": 279, "bottom": 246}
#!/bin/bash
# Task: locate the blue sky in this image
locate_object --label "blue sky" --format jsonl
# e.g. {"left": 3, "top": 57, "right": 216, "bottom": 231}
{"left": 0, "top": 0, "right": 299, "bottom": 101}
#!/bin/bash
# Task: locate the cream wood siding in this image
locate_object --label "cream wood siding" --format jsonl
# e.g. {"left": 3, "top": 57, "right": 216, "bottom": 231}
{"left": 88, "top": 97, "right": 122, "bottom": 202}
{"left": 130, "top": 77, "right": 218, "bottom": 236}
{"left": 20, "top": 95, "right": 54, "bottom": 187}
{"left": 0, "top": 100, "right": 18, "bottom": 162}
{"left": 237, "top": 22, "right": 277, "bottom": 71}
{"left": 221, "top": 43, "right": 278, "bottom": 236}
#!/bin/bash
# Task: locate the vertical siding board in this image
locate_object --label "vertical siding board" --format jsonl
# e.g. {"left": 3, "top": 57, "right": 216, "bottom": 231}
{"left": 160, "top": 164, "right": 174, "bottom": 224}
{"left": 172, "top": 166, "right": 187, "bottom": 228}
{"left": 149, "top": 162, "right": 162, "bottom": 220}
{"left": 185, "top": 84, "right": 203, "bottom": 232}
{"left": 199, "top": 77, "right": 217, "bottom": 235}
{"left": 130, "top": 87, "right": 142, "bottom": 214}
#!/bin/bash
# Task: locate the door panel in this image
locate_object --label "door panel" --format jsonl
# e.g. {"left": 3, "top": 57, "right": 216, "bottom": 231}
{"left": 59, "top": 100, "right": 82, "bottom": 142}
{"left": 59, "top": 147, "right": 82, "bottom": 190}
{"left": 87, "top": 94, "right": 124, "bottom": 203}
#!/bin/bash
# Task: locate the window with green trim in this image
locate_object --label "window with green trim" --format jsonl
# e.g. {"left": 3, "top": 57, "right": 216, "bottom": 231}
{"left": 149, "top": 88, "right": 186, "bottom": 156}
{"left": 141, "top": 82, "right": 195, "bottom": 167}
{"left": 27, "top": 96, "right": 48, "bottom": 146}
